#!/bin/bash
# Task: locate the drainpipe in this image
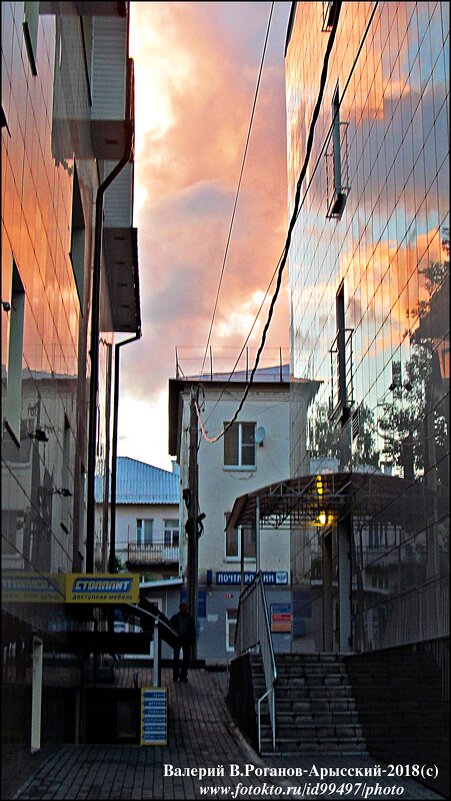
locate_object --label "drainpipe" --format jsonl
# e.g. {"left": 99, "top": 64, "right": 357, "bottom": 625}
{"left": 109, "top": 327, "right": 141, "bottom": 574}
{"left": 86, "top": 5, "right": 133, "bottom": 572}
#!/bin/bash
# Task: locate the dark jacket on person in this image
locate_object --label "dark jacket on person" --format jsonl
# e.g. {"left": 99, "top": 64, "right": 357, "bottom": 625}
{"left": 170, "top": 610, "right": 196, "bottom": 647}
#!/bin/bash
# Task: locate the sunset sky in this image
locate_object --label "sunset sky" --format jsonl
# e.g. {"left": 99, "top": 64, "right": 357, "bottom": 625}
{"left": 118, "top": 2, "right": 292, "bottom": 469}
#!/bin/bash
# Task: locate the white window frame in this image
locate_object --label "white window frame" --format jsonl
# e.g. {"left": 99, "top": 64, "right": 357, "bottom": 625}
{"left": 136, "top": 518, "right": 153, "bottom": 547}
{"left": 223, "top": 421, "right": 256, "bottom": 470}
{"left": 164, "top": 519, "right": 179, "bottom": 547}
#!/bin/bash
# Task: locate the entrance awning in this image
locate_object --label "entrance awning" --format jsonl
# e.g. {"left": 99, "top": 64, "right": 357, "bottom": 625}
{"left": 227, "top": 472, "right": 446, "bottom": 533}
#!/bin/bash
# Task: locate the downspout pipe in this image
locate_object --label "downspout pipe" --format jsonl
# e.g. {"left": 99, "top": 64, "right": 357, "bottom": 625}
{"left": 109, "top": 329, "right": 141, "bottom": 574}
{"left": 86, "top": 5, "right": 133, "bottom": 572}
{"left": 109, "top": 231, "right": 141, "bottom": 587}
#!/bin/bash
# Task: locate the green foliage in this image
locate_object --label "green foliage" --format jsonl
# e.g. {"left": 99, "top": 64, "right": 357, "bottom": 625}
{"left": 378, "top": 228, "right": 449, "bottom": 478}
{"left": 114, "top": 554, "right": 124, "bottom": 573}
{"left": 308, "top": 401, "right": 379, "bottom": 467}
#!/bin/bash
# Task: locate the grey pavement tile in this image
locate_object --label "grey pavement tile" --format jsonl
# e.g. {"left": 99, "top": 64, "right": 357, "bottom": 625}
{"left": 12, "top": 667, "right": 448, "bottom": 800}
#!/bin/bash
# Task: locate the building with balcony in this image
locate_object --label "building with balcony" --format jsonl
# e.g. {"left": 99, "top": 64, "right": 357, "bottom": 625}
{"left": 1, "top": 2, "right": 140, "bottom": 790}
{"left": 95, "top": 456, "right": 181, "bottom": 579}
{"left": 169, "top": 359, "right": 318, "bottom": 663}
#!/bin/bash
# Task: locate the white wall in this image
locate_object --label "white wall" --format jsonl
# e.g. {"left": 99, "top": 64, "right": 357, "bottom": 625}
{"left": 179, "top": 384, "right": 291, "bottom": 578}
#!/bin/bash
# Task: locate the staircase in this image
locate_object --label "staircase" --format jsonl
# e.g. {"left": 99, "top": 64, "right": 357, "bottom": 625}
{"left": 253, "top": 653, "right": 368, "bottom": 757}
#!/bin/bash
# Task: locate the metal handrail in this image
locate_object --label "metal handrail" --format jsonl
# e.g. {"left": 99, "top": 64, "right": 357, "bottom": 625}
{"left": 234, "top": 571, "right": 277, "bottom": 752}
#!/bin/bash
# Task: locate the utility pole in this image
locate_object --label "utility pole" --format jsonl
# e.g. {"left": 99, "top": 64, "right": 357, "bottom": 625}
{"left": 187, "top": 387, "right": 199, "bottom": 658}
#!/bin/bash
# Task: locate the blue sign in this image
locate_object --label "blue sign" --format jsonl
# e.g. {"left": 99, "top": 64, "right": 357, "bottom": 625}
{"left": 180, "top": 589, "right": 207, "bottom": 617}
{"left": 216, "top": 571, "right": 288, "bottom": 586}
{"left": 141, "top": 688, "right": 167, "bottom": 746}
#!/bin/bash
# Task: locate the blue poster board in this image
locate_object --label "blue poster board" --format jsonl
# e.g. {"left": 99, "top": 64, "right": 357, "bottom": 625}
{"left": 140, "top": 688, "right": 167, "bottom": 746}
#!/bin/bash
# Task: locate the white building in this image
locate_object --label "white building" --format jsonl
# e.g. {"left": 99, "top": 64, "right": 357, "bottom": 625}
{"left": 169, "top": 365, "right": 294, "bottom": 663}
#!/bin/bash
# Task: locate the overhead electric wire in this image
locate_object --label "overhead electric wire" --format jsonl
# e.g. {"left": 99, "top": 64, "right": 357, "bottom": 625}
{"left": 195, "top": 1, "right": 343, "bottom": 444}
{"left": 201, "top": 255, "right": 282, "bottom": 429}
{"left": 196, "top": 0, "right": 379, "bottom": 445}
{"left": 199, "top": 2, "right": 275, "bottom": 380}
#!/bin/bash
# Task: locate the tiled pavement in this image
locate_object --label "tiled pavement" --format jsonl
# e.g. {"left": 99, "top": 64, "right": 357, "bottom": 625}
{"left": 13, "top": 666, "right": 446, "bottom": 800}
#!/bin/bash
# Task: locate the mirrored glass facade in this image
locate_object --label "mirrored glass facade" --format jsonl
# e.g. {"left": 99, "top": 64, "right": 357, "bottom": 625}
{"left": 1, "top": 3, "right": 138, "bottom": 787}
{"left": 286, "top": 2, "right": 449, "bottom": 653}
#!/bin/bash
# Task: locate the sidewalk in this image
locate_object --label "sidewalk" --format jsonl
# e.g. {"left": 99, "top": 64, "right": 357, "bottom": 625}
{"left": 13, "top": 666, "right": 446, "bottom": 800}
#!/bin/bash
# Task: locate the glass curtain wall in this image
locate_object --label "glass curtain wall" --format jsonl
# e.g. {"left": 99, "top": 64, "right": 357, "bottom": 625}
{"left": 286, "top": 1, "right": 449, "bottom": 652}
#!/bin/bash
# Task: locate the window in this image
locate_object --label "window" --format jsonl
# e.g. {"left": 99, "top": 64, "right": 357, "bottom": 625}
{"left": 4, "top": 261, "right": 25, "bottom": 444}
{"left": 80, "top": 17, "right": 93, "bottom": 105}
{"left": 224, "top": 422, "right": 256, "bottom": 468}
{"left": 164, "top": 519, "right": 179, "bottom": 547}
{"left": 225, "top": 514, "right": 256, "bottom": 560}
{"left": 23, "top": 2, "right": 39, "bottom": 76}
{"left": 70, "top": 163, "right": 86, "bottom": 309}
{"left": 329, "top": 281, "right": 353, "bottom": 421}
{"left": 1, "top": 105, "right": 10, "bottom": 132}
{"left": 136, "top": 519, "right": 153, "bottom": 547}
{"left": 368, "top": 522, "right": 388, "bottom": 550}
{"left": 325, "top": 83, "right": 349, "bottom": 219}
{"left": 226, "top": 609, "right": 237, "bottom": 653}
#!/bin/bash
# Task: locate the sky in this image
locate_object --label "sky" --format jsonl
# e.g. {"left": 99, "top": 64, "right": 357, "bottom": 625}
{"left": 117, "top": 2, "right": 292, "bottom": 470}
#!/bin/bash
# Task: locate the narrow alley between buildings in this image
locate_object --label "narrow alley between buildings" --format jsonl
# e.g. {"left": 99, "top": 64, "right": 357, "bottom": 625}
{"left": 12, "top": 666, "right": 445, "bottom": 801}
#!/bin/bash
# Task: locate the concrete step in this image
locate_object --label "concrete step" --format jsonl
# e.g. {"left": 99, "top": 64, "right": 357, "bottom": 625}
{"left": 267, "top": 709, "right": 361, "bottom": 725}
{"left": 251, "top": 653, "right": 370, "bottom": 759}
{"left": 261, "top": 737, "right": 368, "bottom": 755}
{"left": 276, "top": 686, "right": 355, "bottom": 700}
{"left": 274, "top": 723, "right": 365, "bottom": 739}
{"left": 276, "top": 665, "right": 348, "bottom": 676}
{"left": 276, "top": 675, "right": 351, "bottom": 687}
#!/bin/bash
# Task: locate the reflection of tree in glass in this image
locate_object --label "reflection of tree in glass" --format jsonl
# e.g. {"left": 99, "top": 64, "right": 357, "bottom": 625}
{"left": 379, "top": 229, "right": 449, "bottom": 481}
{"left": 309, "top": 401, "right": 379, "bottom": 467}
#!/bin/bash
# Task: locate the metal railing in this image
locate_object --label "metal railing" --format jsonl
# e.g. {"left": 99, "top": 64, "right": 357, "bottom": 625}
{"left": 234, "top": 571, "right": 277, "bottom": 752}
{"left": 127, "top": 543, "right": 179, "bottom": 565}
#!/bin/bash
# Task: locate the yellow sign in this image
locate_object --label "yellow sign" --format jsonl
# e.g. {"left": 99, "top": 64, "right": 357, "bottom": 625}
{"left": 2, "top": 572, "right": 65, "bottom": 603}
{"left": 65, "top": 573, "right": 139, "bottom": 604}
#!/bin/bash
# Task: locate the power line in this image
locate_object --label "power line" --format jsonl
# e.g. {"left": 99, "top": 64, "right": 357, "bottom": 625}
{"left": 196, "top": 0, "right": 380, "bottom": 445}
{"left": 194, "top": 1, "right": 343, "bottom": 443}
{"left": 199, "top": 2, "right": 275, "bottom": 379}
{"left": 201, "top": 255, "right": 282, "bottom": 429}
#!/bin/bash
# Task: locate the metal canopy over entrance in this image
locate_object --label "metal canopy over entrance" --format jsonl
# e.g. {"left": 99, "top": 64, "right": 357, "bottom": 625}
{"left": 229, "top": 471, "right": 447, "bottom": 654}
{"left": 227, "top": 471, "right": 442, "bottom": 534}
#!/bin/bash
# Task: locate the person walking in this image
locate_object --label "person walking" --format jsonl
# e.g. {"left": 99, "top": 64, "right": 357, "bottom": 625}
{"left": 170, "top": 602, "right": 196, "bottom": 682}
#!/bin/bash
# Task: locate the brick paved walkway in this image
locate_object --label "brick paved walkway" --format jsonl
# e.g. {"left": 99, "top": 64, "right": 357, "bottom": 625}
{"left": 13, "top": 667, "right": 446, "bottom": 800}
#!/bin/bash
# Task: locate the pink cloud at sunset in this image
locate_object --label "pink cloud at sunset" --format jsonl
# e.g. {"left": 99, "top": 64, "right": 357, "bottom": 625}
{"left": 118, "top": 2, "right": 292, "bottom": 467}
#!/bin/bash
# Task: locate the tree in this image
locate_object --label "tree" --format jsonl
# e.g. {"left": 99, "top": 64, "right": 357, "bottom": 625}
{"left": 308, "top": 401, "right": 379, "bottom": 468}
{"left": 378, "top": 229, "right": 449, "bottom": 481}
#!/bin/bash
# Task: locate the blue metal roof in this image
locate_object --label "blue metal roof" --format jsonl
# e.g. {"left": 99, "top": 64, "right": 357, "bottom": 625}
{"left": 95, "top": 457, "right": 180, "bottom": 505}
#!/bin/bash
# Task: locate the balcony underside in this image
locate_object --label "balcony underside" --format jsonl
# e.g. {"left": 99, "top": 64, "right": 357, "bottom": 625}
{"left": 103, "top": 226, "right": 140, "bottom": 333}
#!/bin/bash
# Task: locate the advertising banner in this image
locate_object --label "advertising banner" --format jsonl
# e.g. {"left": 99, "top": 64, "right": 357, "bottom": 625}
{"left": 65, "top": 574, "right": 139, "bottom": 604}
{"left": 2, "top": 572, "right": 65, "bottom": 603}
{"left": 141, "top": 687, "right": 168, "bottom": 746}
